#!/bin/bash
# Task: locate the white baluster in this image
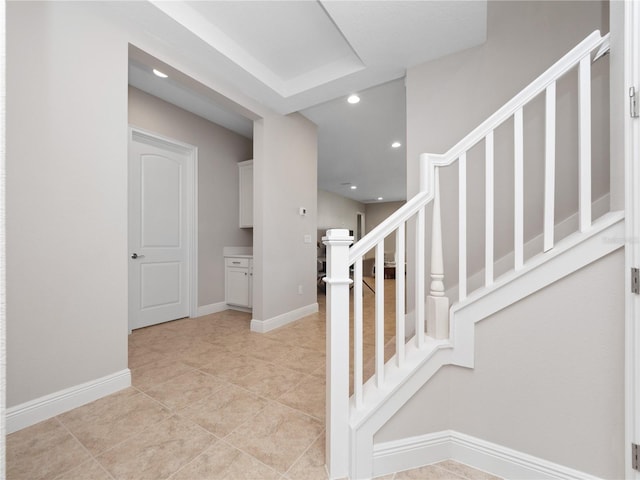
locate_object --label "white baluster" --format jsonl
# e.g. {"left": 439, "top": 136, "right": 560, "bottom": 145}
{"left": 322, "top": 229, "right": 352, "bottom": 480}
{"left": 459, "top": 153, "right": 467, "bottom": 301}
{"left": 419, "top": 153, "right": 429, "bottom": 193}
{"left": 578, "top": 55, "right": 591, "bottom": 232}
{"left": 395, "top": 224, "right": 405, "bottom": 367}
{"left": 427, "top": 168, "right": 449, "bottom": 339}
{"left": 544, "top": 82, "right": 556, "bottom": 252}
{"left": 353, "top": 257, "right": 363, "bottom": 409}
{"left": 416, "top": 207, "right": 426, "bottom": 348}
{"left": 514, "top": 108, "right": 524, "bottom": 270}
{"left": 375, "top": 241, "right": 384, "bottom": 387}
{"left": 485, "top": 132, "right": 494, "bottom": 287}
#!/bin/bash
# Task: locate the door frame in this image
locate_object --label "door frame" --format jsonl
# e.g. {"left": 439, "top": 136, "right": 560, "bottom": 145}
{"left": 356, "top": 211, "right": 366, "bottom": 242}
{"left": 625, "top": 1, "right": 640, "bottom": 477}
{"left": 128, "top": 126, "right": 198, "bottom": 332}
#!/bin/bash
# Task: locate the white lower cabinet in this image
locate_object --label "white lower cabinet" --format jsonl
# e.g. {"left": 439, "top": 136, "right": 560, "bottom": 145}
{"left": 225, "top": 256, "right": 252, "bottom": 308}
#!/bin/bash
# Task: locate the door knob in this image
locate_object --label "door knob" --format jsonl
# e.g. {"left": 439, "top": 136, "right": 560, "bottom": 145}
{"left": 131, "top": 253, "right": 145, "bottom": 259}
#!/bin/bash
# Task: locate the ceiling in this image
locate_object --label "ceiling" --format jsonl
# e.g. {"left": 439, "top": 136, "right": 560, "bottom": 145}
{"left": 302, "top": 78, "right": 407, "bottom": 203}
{"left": 125, "top": 0, "right": 487, "bottom": 203}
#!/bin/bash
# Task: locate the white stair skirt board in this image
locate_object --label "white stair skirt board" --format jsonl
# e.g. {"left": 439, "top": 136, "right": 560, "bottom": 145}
{"left": 250, "top": 303, "right": 319, "bottom": 333}
{"left": 373, "top": 430, "right": 603, "bottom": 480}
{"left": 6, "top": 369, "right": 131, "bottom": 434}
{"left": 196, "top": 301, "right": 228, "bottom": 317}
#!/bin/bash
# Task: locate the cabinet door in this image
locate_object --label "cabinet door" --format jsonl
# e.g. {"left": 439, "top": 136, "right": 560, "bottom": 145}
{"left": 226, "top": 267, "right": 250, "bottom": 306}
{"left": 239, "top": 161, "right": 253, "bottom": 228}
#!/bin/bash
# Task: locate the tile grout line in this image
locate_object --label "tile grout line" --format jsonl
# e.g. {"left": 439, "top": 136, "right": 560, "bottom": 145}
{"left": 136, "top": 373, "right": 230, "bottom": 412}
{"left": 193, "top": 362, "right": 324, "bottom": 423}
{"left": 217, "top": 436, "right": 283, "bottom": 478}
{"left": 163, "top": 419, "right": 224, "bottom": 480}
{"left": 282, "top": 427, "right": 327, "bottom": 479}
{"left": 213, "top": 398, "right": 323, "bottom": 475}
{"left": 52, "top": 417, "right": 117, "bottom": 480}
{"left": 170, "top": 383, "right": 271, "bottom": 443}
{"left": 74, "top": 389, "right": 174, "bottom": 463}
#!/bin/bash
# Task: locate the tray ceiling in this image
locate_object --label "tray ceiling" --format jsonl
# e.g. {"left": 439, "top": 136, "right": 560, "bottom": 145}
{"left": 125, "top": 0, "right": 487, "bottom": 202}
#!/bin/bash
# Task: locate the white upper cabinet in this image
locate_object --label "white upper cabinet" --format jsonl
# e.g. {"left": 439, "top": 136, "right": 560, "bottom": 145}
{"left": 238, "top": 160, "right": 253, "bottom": 228}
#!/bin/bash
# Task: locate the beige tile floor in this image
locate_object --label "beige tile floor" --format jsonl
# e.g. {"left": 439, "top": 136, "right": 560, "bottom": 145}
{"left": 7, "top": 280, "right": 500, "bottom": 480}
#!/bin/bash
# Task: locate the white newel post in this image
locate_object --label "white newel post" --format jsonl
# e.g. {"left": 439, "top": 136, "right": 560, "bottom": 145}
{"left": 323, "top": 229, "right": 353, "bottom": 479}
{"left": 426, "top": 168, "right": 450, "bottom": 339}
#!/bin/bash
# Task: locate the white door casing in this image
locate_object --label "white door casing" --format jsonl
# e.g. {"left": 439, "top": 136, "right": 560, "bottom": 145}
{"left": 356, "top": 212, "right": 365, "bottom": 242}
{"left": 128, "top": 127, "right": 197, "bottom": 331}
{"left": 626, "top": 1, "right": 640, "bottom": 478}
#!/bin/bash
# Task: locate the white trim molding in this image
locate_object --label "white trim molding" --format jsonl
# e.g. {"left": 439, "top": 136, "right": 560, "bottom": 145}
{"left": 227, "top": 305, "right": 252, "bottom": 314}
{"left": 6, "top": 369, "right": 131, "bottom": 434}
{"left": 250, "top": 303, "right": 319, "bottom": 333}
{"left": 624, "top": 1, "right": 640, "bottom": 479}
{"left": 373, "top": 430, "right": 603, "bottom": 480}
{"left": 196, "top": 301, "right": 228, "bottom": 317}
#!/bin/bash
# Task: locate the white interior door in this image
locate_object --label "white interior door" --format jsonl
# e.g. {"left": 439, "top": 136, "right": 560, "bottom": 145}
{"left": 128, "top": 129, "right": 195, "bottom": 330}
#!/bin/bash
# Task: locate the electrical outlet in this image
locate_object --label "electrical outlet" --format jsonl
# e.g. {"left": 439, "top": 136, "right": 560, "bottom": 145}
{"left": 304, "top": 234, "right": 312, "bottom": 244}
{"left": 298, "top": 285, "right": 303, "bottom": 295}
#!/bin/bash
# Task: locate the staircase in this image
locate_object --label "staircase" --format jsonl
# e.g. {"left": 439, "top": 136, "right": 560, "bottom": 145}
{"left": 322, "top": 30, "right": 621, "bottom": 479}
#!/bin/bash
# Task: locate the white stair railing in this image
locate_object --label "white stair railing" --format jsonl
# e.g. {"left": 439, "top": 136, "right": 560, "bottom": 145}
{"left": 323, "top": 30, "right": 610, "bottom": 479}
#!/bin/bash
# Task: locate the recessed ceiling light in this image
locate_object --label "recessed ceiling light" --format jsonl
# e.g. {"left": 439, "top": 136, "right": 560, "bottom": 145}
{"left": 391, "top": 141, "right": 402, "bottom": 148}
{"left": 347, "top": 94, "right": 360, "bottom": 104}
{"left": 153, "top": 69, "right": 168, "bottom": 78}
{"left": 350, "top": 185, "right": 357, "bottom": 190}
{"left": 377, "top": 197, "right": 384, "bottom": 201}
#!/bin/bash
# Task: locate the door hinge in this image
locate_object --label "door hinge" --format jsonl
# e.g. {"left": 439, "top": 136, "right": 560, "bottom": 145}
{"left": 632, "top": 268, "right": 640, "bottom": 294}
{"left": 631, "top": 87, "right": 639, "bottom": 118}
{"left": 633, "top": 443, "right": 639, "bottom": 471}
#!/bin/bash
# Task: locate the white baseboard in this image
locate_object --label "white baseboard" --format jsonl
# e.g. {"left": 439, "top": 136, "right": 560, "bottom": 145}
{"left": 6, "top": 369, "right": 131, "bottom": 434}
{"left": 374, "top": 430, "right": 452, "bottom": 475}
{"left": 250, "top": 303, "right": 319, "bottom": 333}
{"left": 196, "top": 301, "right": 228, "bottom": 317}
{"left": 227, "top": 305, "right": 252, "bottom": 313}
{"left": 373, "top": 430, "right": 603, "bottom": 480}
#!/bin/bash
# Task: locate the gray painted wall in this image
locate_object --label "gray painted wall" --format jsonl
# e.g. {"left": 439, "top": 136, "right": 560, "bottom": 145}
{"left": 406, "top": 1, "right": 610, "bottom": 298}
{"left": 609, "top": 0, "right": 626, "bottom": 211}
{"left": 317, "top": 189, "right": 365, "bottom": 235}
{"left": 253, "top": 113, "right": 318, "bottom": 323}
{"left": 128, "top": 86, "right": 253, "bottom": 307}
{"left": 365, "top": 201, "right": 404, "bottom": 258}
{"left": 7, "top": 2, "right": 129, "bottom": 406}
{"left": 6, "top": 1, "right": 318, "bottom": 410}
{"left": 376, "top": 249, "right": 625, "bottom": 478}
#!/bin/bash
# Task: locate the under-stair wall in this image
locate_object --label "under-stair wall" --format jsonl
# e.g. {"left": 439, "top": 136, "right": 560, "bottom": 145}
{"left": 374, "top": 249, "right": 625, "bottom": 479}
